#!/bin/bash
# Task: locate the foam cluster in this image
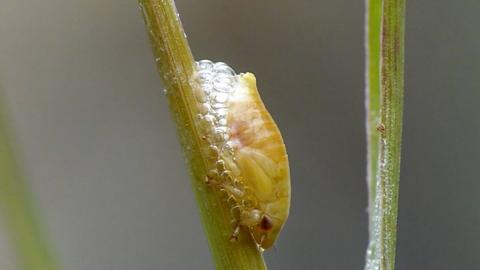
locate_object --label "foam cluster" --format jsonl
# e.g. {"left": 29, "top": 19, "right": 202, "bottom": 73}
{"left": 193, "top": 60, "right": 248, "bottom": 202}
{"left": 194, "top": 60, "right": 239, "bottom": 148}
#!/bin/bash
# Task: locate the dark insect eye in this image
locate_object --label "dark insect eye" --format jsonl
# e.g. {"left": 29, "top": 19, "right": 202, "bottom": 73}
{"left": 260, "top": 216, "right": 273, "bottom": 231}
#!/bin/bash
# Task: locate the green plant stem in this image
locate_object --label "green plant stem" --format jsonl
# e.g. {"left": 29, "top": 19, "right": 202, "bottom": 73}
{"left": 0, "top": 91, "right": 60, "bottom": 270}
{"left": 365, "top": 0, "right": 405, "bottom": 270}
{"left": 138, "top": 1, "right": 266, "bottom": 269}
{"left": 365, "top": 0, "right": 382, "bottom": 235}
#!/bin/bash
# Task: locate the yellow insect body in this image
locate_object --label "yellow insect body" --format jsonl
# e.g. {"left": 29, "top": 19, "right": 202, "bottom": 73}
{"left": 194, "top": 61, "right": 290, "bottom": 250}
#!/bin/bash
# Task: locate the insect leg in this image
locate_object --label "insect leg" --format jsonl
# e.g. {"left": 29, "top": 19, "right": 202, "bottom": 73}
{"left": 229, "top": 221, "right": 241, "bottom": 242}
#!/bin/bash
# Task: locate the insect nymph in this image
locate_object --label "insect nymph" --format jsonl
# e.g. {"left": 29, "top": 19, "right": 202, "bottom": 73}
{"left": 193, "top": 60, "right": 290, "bottom": 250}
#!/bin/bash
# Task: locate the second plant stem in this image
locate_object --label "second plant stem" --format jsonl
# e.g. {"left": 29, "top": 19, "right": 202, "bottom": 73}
{"left": 365, "top": 0, "right": 405, "bottom": 270}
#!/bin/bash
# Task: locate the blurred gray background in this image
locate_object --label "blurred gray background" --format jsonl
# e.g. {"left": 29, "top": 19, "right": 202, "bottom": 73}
{"left": 0, "top": 1, "right": 479, "bottom": 269}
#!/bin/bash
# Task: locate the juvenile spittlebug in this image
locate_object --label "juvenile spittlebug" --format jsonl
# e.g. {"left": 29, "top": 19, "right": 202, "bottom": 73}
{"left": 194, "top": 60, "right": 290, "bottom": 250}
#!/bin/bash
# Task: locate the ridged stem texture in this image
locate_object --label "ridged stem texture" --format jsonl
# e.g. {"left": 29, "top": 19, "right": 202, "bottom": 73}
{"left": 137, "top": 1, "right": 267, "bottom": 269}
{"left": 364, "top": 0, "right": 405, "bottom": 270}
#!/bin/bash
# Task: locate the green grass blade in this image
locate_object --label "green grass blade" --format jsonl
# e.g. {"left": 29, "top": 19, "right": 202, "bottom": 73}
{"left": 365, "top": 0, "right": 406, "bottom": 269}
{"left": 0, "top": 89, "right": 60, "bottom": 270}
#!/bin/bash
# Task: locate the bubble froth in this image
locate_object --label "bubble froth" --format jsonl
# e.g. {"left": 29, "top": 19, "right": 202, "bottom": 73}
{"left": 194, "top": 59, "right": 239, "bottom": 147}
{"left": 194, "top": 60, "right": 245, "bottom": 199}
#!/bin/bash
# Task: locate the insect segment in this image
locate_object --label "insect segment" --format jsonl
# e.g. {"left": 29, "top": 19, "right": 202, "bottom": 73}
{"left": 193, "top": 60, "right": 290, "bottom": 250}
